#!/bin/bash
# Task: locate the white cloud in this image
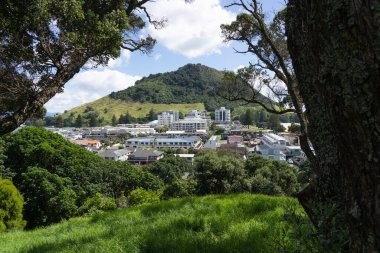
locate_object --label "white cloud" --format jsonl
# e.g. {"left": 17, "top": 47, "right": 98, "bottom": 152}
{"left": 234, "top": 65, "right": 245, "bottom": 73}
{"left": 154, "top": 54, "right": 162, "bottom": 61}
{"left": 45, "top": 69, "right": 141, "bottom": 112}
{"left": 107, "top": 49, "right": 131, "bottom": 68}
{"left": 146, "top": 0, "right": 235, "bottom": 58}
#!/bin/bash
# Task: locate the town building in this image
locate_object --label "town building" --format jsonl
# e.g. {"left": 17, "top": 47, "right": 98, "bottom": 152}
{"left": 170, "top": 118, "right": 209, "bottom": 132}
{"left": 204, "top": 135, "right": 221, "bottom": 149}
{"left": 128, "top": 150, "right": 164, "bottom": 164}
{"left": 125, "top": 136, "right": 202, "bottom": 149}
{"left": 70, "top": 139, "right": 101, "bottom": 152}
{"left": 255, "top": 133, "right": 291, "bottom": 161}
{"left": 157, "top": 110, "right": 179, "bottom": 126}
{"left": 215, "top": 107, "right": 231, "bottom": 124}
{"left": 97, "top": 149, "right": 132, "bottom": 161}
{"left": 227, "top": 135, "right": 244, "bottom": 144}
{"left": 174, "top": 154, "right": 195, "bottom": 165}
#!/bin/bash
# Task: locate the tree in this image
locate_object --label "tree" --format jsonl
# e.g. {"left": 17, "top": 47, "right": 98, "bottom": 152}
{"left": 223, "top": 0, "right": 380, "bottom": 250}
{"left": 246, "top": 156, "right": 299, "bottom": 196}
{"left": 0, "top": 139, "right": 5, "bottom": 177}
{"left": 286, "top": 0, "right": 380, "bottom": 250}
{"left": 55, "top": 115, "right": 64, "bottom": 128}
{"left": 194, "top": 151, "right": 250, "bottom": 195}
{"left": 111, "top": 115, "right": 117, "bottom": 126}
{"left": 220, "top": 1, "right": 315, "bottom": 162}
{"left": 147, "top": 155, "right": 191, "bottom": 184}
{"left": 75, "top": 114, "right": 83, "bottom": 128}
{"left": 148, "top": 108, "right": 156, "bottom": 121}
{"left": 0, "top": 0, "right": 160, "bottom": 135}
{"left": 240, "top": 109, "right": 254, "bottom": 128}
{"left": 268, "top": 114, "right": 285, "bottom": 132}
{"left": 0, "top": 179, "right": 26, "bottom": 232}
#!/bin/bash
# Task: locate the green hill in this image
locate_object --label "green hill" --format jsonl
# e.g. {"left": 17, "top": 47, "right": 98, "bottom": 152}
{"left": 0, "top": 194, "right": 313, "bottom": 253}
{"left": 64, "top": 96, "right": 205, "bottom": 123}
{"left": 109, "top": 63, "right": 237, "bottom": 111}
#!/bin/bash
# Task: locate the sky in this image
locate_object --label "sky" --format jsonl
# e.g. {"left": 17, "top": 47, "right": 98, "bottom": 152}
{"left": 45, "top": 0, "right": 285, "bottom": 113}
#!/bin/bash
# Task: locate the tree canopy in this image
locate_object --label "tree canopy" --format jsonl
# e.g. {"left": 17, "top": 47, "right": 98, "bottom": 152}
{"left": 0, "top": 0, "right": 158, "bottom": 134}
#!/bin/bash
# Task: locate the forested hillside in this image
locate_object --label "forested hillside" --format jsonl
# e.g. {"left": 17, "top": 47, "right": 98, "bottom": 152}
{"left": 109, "top": 63, "right": 237, "bottom": 111}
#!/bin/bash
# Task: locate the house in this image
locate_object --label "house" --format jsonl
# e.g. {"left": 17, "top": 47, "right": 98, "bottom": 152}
{"left": 218, "top": 143, "right": 247, "bottom": 160}
{"left": 70, "top": 139, "right": 101, "bottom": 151}
{"left": 227, "top": 135, "right": 244, "bottom": 144}
{"left": 128, "top": 150, "right": 164, "bottom": 164}
{"left": 174, "top": 154, "right": 195, "bottom": 165}
{"left": 204, "top": 135, "right": 221, "bottom": 149}
{"left": 125, "top": 136, "right": 202, "bottom": 149}
{"left": 97, "top": 149, "right": 132, "bottom": 161}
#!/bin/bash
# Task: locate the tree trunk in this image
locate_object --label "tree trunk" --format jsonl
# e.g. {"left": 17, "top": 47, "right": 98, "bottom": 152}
{"left": 286, "top": 0, "right": 380, "bottom": 251}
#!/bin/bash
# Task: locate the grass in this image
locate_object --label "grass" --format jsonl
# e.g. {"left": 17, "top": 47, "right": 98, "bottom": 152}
{"left": 63, "top": 96, "right": 205, "bottom": 123}
{"left": 0, "top": 194, "right": 307, "bottom": 253}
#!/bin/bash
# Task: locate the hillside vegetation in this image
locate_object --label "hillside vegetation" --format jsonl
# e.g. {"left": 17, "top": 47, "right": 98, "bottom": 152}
{"left": 109, "top": 63, "right": 238, "bottom": 111}
{"left": 0, "top": 194, "right": 314, "bottom": 253}
{"left": 63, "top": 96, "right": 205, "bottom": 123}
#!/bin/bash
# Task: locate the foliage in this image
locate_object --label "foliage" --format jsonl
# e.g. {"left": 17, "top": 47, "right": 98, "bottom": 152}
{"left": 240, "top": 109, "right": 255, "bottom": 128}
{"left": 0, "top": 139, "right": 5, "bottom": 177}
{"left": 0, "top": 0, "right": 156, "bottom": 134}
{"left": 0, "top": 194, "right": 316, "bottom": 253}
{"left": 246, "top": 156, "right": 299, "bottom": 196}
{"left": 109, "top": 64, "right": 240, "bottom": 111}
{"left": 194, "top": 151, "right": 251, "bottom": 195}
{"left": 268, "top": 114, "right": 285, "bottom": 132}
{"left": 0, "top": 179, "right": 26, "bottom": 232}
{"left": 288, "top": 123, "right": 301, "bottom": 133}
{"left": 20, "top": 167, "right": 76, "bottom": 228}
{"left": 2, "top": 127, "right": 163, "bottom": 228}
{"left": 63, "top": 96, "right": 205, "bottom": 124}
{"left": 147, "top": 155, "right": 192, "bottom": 184}
{"left": 127, "top": 188, "right": 160, "bottom": 206}
{"left": 162, "top": 179, "right": 197, "bottom": 199}
{"left": 78, "top": 193, "right": 117, "bottom": 215}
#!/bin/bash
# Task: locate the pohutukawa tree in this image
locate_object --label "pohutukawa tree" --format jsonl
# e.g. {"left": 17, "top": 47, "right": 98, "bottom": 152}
{"left": 222, "top": 0, "right": 380, "bottom": 251}
{"left": 0, "top": 0, "right": 161, "bottom": 134}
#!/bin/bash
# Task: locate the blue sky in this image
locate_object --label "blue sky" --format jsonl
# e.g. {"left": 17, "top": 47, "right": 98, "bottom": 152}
{"left": 45, "top": 0, "right": 284, "bottom": 113}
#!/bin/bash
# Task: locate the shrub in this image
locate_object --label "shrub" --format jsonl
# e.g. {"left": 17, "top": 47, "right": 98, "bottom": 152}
{"left": 0, "top": 179, "right": 26, "bottom": 232}
{"left": 194, "top": 151, "right": 251, "bottom": 195}
{"left": 78, "top": 193, "right": 117, "bottom": 215}
{"left": 246, "top": 156, "right": 300, "bottom": 196}
{"left": 162, "top": 179, "right": 197, "bottom": 199}
{"left": 128, "top": 188, "right": 160, "bottom": 206}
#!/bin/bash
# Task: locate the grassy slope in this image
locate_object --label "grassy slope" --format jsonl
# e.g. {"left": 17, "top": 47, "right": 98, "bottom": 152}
{"left": 0, "top": 194, "right": 304, "bottom": 253}
{"left": 63, "top": 97, "right": 205, "bottom": 123}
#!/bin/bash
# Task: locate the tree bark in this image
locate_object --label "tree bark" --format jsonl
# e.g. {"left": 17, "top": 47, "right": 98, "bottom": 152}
{"left": 286, "top": 0, "right": 380, "bottom": 251}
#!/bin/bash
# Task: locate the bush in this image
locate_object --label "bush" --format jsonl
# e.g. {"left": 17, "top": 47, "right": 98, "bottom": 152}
{"left": 78, "top": 193, "right": 117, "bottom": 215}
{"left": 194, "top": 151, "right": 251, "bottom": 195}
{"left": 127, "top": 188, "right": 160, "bottom": 206}
{"left": 246, "top": 156, "right": 300, "bottom": 196}
{"left": 162, "top": 179, "right": 197, "bottom": 199}
{"left": 0, "top": 179, "right": 26, "bottom": 232}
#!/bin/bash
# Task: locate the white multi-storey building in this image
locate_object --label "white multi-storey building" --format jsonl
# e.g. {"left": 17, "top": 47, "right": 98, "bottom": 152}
{"left": 170, "top": 118, "right": 209, "bottom": 132}
{"left": 157, "top": 110, "right": 179, "bottom": 126}
{"left": 215, "top": 107, "right": 231, "bottom": 124}
{"left": 125, "top": 136, "right": 202, "bottom": 149}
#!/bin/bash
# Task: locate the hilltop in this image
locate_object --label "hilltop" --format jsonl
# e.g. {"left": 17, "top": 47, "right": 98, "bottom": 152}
{"left": 62, "top": 64, "right": 241, "bottom": 123}
{"left": 109, "top": 63, "right": 235, "bottom": 111}
{"left": 0, "top": 194, "right": 313, "bottom": 253}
